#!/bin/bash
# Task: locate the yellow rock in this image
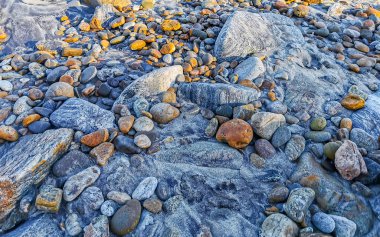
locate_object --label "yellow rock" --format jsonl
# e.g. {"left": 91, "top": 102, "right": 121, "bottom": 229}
{"left": 62, "top": 47, "right": 83, "bottom": 57}
{"left": 160, "top": 42, "right": 175, "bottom": 54}
{"left": 60, "top": 15, "right": 69, "bottom": 22}
{"left": 110, "top": 36, "right": 125, "bottom": 45}
{"left": 341, "top": 94, "right": 365, "bottom": 111}
{"left": 0, "top": 32, "right": 7, "bottom": 40}
{"left": 142, "top": 0, "right": 155, "bottom": 9}
{"left": 79, "top": 21, "right": 91, "bottom": 32}
{"left": 294, "top": 5, "right": 309, "bottom": 18}
{"left": 23, "top": 114, "right": 41, "bottom": 127}
{"left": 64, "top": 37, "right": 80, "bottom": 43}
{"left": 110, "top": 16, "right": 125, "bottom": 29}
{"left": 134, "top": 23, "right": 148, "bottom": 34}
{"left": 161, "top": 20, "right": 181, "bottom": 31}
{"left": 130, "top": 40, "right": 146, "bottom": 50}
{"left": 35, "top": 186, "right": 62, "bottom": 213}
{"left": 367, "top": 7, "right": 380, "bottom": 18}
{"left": 0, "top": 125, "right": 18, "bottom": 142}
{"left": 101, "top": 39, "right": 110, "bottom": 49}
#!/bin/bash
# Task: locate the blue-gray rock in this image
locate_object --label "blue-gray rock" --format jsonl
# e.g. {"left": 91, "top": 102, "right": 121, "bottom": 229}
{"left": 267, "top": 101, "right": 288, "bottom": 114}
{"left": 46, "top": 66, "right": 68, "bottom": 83}
{"left": 329, "top": 215, "right": 356, "bottom": 237}
{"left": 234, "top": 56, "right": 265, "bottom": 81}
{"left": 83, "top": 215, "right": 109, "bottom": 237}
{"left": 312, "top": 212, "right": 335, "bottom": 234}
{"left": 284, "top": 187, "right": 315, "bottom": 223}
{"left": 285, "top": 135, "right": 305, "bottom": 161}
{"left": 114, "top": 135, "right": 142, "bottom": 154}
{"left": 271, "top": 126, "right": 291, "bottom": 148}
{"left": 132, "top": 177, "right": 158, "bottom": 200}
{"left": 352, "top": 92, "right": 380, "bottom": 137}
{"left": 178, "top": 83, "right": 260, "bottom": 111}
{"left": 304, "top": 131, "right": 331, "bottom": 143}
{"left": 261, "top": 213, "right": 298, "bottom": 237}
{"left": 50, "top": 98, "right": 115, "bottom": 133}
{"left": 28, "top": 121, "right": 51, "bottom": 134}
{"left": 52, "top": 150, "right": 94, "bottom": 178}
{"left": 350, "top": 128, "right": 379, "bottom": 152}
{"left": 81, "top": 66, "right": 97, "bottom": 83}
{"left": 255, "top": 139, "right": 276, "bottom": 159}
{"left": 133, "top": 97, "right": 150, "bottom": 117}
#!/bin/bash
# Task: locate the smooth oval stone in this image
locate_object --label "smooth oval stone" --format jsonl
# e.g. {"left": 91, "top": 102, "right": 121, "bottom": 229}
{"left": 255, "top": 139, "right": 276, "bottom": 159}
{"left": 34, "top": 107, "right": 54, "bottom": 117}
{"left": 110, "top": 199, "right": 141, "bottom": 236}
{"left": 310, "top": 117, "right": 327, "bottom": 131}
{"left": 312, "top": 212, "right": 335, "bottom": 234}
{"left": 271, "top": 126, "right": 291, "bottom": 148}
{"left": 304, "top": 131, "right": 331, "bottom": 143}
{"left": 114, "top": 135, "right": 142, "bottom": 154}
{"left": 28, "top": 121, "right": 51, "bottom": 134}
{"left": 81, "top": 66, "right": 97, "bottom": 83}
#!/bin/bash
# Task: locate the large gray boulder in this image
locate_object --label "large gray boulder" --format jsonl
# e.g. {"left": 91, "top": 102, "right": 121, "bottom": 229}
{"left": 214, "top": 12, "right": 305, "bottom": 61}
{"left": 177, "top": 83, "right": 260, "bottom": 111}
{"left": 50, "top": 98, "right": 115, "bottom": 133}
{"left": 0, "top": 129, "right": 73, "bottom": 224}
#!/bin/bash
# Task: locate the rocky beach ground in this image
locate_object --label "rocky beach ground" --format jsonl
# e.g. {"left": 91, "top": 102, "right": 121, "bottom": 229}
{"left": 0, "top": 0, "right": 380, "bottom": 236}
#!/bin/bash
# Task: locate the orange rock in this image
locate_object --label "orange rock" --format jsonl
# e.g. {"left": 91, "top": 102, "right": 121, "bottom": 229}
{"left": 81, "top": 129, "right": 109, "bottom": 147}
{"left": 130, "top": 40, "right": 146, "bottom": 51}
{"left": 160, "top": 43, "right": 175, "bottom": 54}
{"left": 341, "top": 94, "right": 365, "bottom": 110}
{"left": 0, "top": 125, "right": 19, "bottom": 141}
{"left": 118, "top": 115, "right": 135, "bottom": 134}
{"left": 182, "top": 62, "right": 192, "bottom": 72}
{"left": 101, "top": 40, "right": 110, "bottom": 49}
{"left": 366, "top": 6, "right": 380, "bottom": 18}
{"left": 59, "top": 75, "right": 74, "bottom": 85}
{"left": 161, "top": 91, "right": 176, "bottom": 103}
{"left": 161, "top": 20, "right": 181, "bottom": 31}
{"left": 340, "top": 118, "right": 353, "bottom": 131}
{"left": 90, "top": 142, "right": 114, "bottom": 166}
{"left": 294, "top": 5, "right": 309, "bottom": 18}
{"left": 110, "top": 16, "right": 125, "bottom": 28}
{"left": 216, "top": 119, "right": 253, "bottom": 149}
{"left": 23, "top": 114, "right": 41, "bottom": 127}
{"left": 62, "top": 48, "right": 83, "bottom": 57}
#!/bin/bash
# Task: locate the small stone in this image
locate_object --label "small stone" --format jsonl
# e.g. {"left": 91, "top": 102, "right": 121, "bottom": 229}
{"left": 81, "top": 66, "right": 97, "bottom": 83}
{"left": 150, "top": 103, "right": 180, "bottom": 124}
{"left": 90, "top": 142, "right": 114, "bottom": 166}
{"left": 110, "top": 199, "right": 141, "bottom": 236}
{"left": 22, "top": 114, "right": 41, "bottom": 127}
{"left": 28, "top": 88, "right": 44, "bottom": 100}
{"left": 161, "top": 91, "right": 176, "bottom": 103}
{"left": 261, "top": 213, "right": 298, "bottom": 237}
{"left": 233, "top": 104, "right": 255, "bottom": 121}
{"left": 312, "top": 212, "right": 335, "bottom": 234}
{"left": 335, "top": 140, "right": 367, "bottom": 180}
{"left": 45, "top": 82, "right": 74, "bottom": 98}
{"left": 28, "top": 62, "right": 46, "bottom": 79}
{"left": 63, "top": 166, "right": 101, "bottom": 202}
{"left": 329, "top": 215, "right": 357, "bottom": 237}
{"left": 81, "top": 128, "right": 109, "bottom": 147}
{"left": 340, "top": 118, "right": 352, "bottom": 130}
{"left": 130, "top": 40, "right": 146, "bottom": 51}
{"left": 268, "top": 186, "right": 289, "bottom": 203}
{"left": 294, "top": 5, "right": 309, "bottom": 18}
{"left": 341, "top": 94, "right": 365, "bottom": 110}
{"left": 284, "top": 187, "right": 315, "bottom": 223}
{"left": 35, "top": 185, "right": 63, "bottom": 213}
{"left": 118, "top": 115, "right": 135, "bottom": 134}
{"left": 255, "top": 139, "right": 276, "bottom": 158}
{"left": 160, "top": 43, "right": 176, "bottom": 55}
{"left": 143, "top": 198, "right": 162, "bottom": 214}
{"left": 133, "top": 116, "right": 154, "bottom": 132}
{"left": 310, "top": 117, "right": 327, "bottom": 131}
{"left": 110, "top": 16, "right": 125, "bottom": 28}
{"left": 62, "top": 47, "right": 83, "bottom": 57}
{"left": 251, "top": 112, "right": 285, "bottom": 140}
{"left": 110, "top": 36, "right": 125, "bottom": 45}
{"left": 216, "top": 118, "right": 253, "bottom": 149}
{"left": 250, "top": 153, "right": 265, "bottom": 168}
{"left": 323, "top": 142, "right": 341, "bottom": 160}
{"left": 161, "top": 20, "right": 181, "bottom": 31}
{"left": 0, "top": 125, "right": 18, "bottom": 141}
{"left": 107, "top": 191, "right": 131, "bottom": 204}
{"left": 205, "top": 118, "right": 218, "bottom": 137}
{"left": 13, "top": 96, "right": 32, "bottom": 115}
{"left": 84, "top": 215, "right": 109, "bottom": 237}
{"left": 304, "top": 131, "right": 331, "bottom": 143}
{"left": 101, "top": 200, "right": 118, "bottom": 217}
{"left": 132, "top": 177, "right": 158, "bottom": 200}
{"left": 234, "top": 56, "right": 265, "bottom": 81}
{"left": 271, "top": 126, "right": 291, "bottom": 148}
{"left": 285, "top": 135, "right": 305, "bottom": 161}
{"left": 354, "top": 41, "right": 369, "bottom": 53}
{"left": 65, "top": 214, "right": 82, "bottom": 236}
{"left": 134, "top": 134, "right": 151, "bottom": 149}
{"left": 28, "top": 121, "right": 51, "bottom": 134}
{"left": 114, "top": 135, "right": 142, "bottom": 154}
{"left": 0, "top": 80, "right": 13, "bottom": 92}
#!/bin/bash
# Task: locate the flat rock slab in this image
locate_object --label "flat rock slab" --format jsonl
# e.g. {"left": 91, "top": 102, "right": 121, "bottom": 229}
{"left": 113, "top": 65, "right": 183, "bottom": 107}
{"left": 214, "top": 11, "right": 305, "bottom": 61}
{"left": 351, "top": 92, "right": 380, "bottom": 138}
{"left": 178, "top": 83, "right": 260, "bottom": 111}
{"left": 50, "top": 98, "right": 115, "bottom": 133}
{"left": 0, "top": 128, "right": 73, "bottom": 222}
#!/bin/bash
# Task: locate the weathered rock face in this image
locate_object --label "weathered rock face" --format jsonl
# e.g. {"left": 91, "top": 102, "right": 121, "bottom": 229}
{"left": 0, "top": 129, "right": 73, "bottom": 223}
{"left": 291, "top": 153, "right": 374, "bottom": 236}
{"left": 214, "top": 12, "right": 305, "bottom": 61}
{"left": 50, "top": 98, "right": 115, "bottom": 133}
{"left": 351, "top": 92, "right": 380, "bottom": 137}
{"left": 113, "top": 66, "right": 183, "bottom": 107}
{"left": 178, "top": 83, "right": 260, "bottom": 111}
{"left": 334, "top": 140, "right": 367, "bottom": 180}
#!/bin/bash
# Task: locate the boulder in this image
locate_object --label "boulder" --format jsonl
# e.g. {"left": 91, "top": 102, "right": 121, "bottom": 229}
{"left": 0, "top": 129, "right": 73, "bottom": 222}
{"left": 214, "top": 12, "right": 304, "bottom": 61}
{"left": 50, "top": 98, "right": 115, "bottom": 133}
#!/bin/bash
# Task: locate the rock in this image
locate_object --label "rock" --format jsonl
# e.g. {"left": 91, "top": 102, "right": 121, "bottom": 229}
{"left": 335, "top": 140, "right": 367, "bottom": 180}
{"left": 304, "top": 131, "right": 331, "bottom": 143}
{"left": 255, "top": 139, "right": 276, "bottom": 158}
{"left": 340, "top": 118, "right": 352, "bottom": 130}
{"left": 0, "top": 128, "right": 73, "bottom": 221}
{"left": 81, "top": 66, "right": 97, "bottom": 83}
{"left": 350, "top": 128, "right": 378, "bottom": 152}
{"left": 341, "top": 94, "right": 365, "bottom": 111}
{"left": 233, "top": 104, "right": 256, "bottom": 120}
{"left": 216, "top": 119, "right": 253, "bottom": 149}
{"left": 161, "top": 19, "right": 181, "bottom": 31}
{"left": 52, "top": 150, "right": 93, "bottom": 178}
{"left": 234, "top": 56, "right": 265, "bottom": 81}
{"left": 132, "top": 177, "right": 158, "bottom": 200}
{"left": 271, "top": 126, "right": 291, "bottom": 148}
{"left": 261, "top": 213, "right": 299, "bottom": 237}
{"left": 114, "top": 66, "right": 183, "bottom": 106}
{"left": 329, "top": 215, "right": 356, "bottom": 237}
{"left": 214, "top": 12, "right": 304, "bottom": 61}
{"left": 35, "top": 185, "right": 62, "bottom": 213}
{"left": 114, "top": 135, "right": 142, "bottom": 154}
{"left": 107, "top": 191, "right": 131, "bottom": 205}
{"left": 13, "top": 96, "right": 32, "bottom": 115}
{"left": 28, "top": 62, "right": 46, "bottom": 79}
{"left": 178, "top": 83, "right": 260, "bottom": 111}
{"left": 63, "top": 166, "right": 101, "bottom": 202}
{"left": 268, "top": 186, "right": 289, "bottom": 203}
{"left": 160, "top": 43, "right": 176, "bottom": 55}
{"left": 285, "top": 135, "right": 305, "bottom": 161}
{"left": 83, "top": 215, "right": 109, "bottom": 237}
{"left": 143, "top": 198, "right": 162, "bottom": 213}
{"left": 81, "top": 129, "right": 109, "bottom": 147}
{"left": 76, "top": 186, "right": 104, "bottom": 211}
{"left": 133, "top": 116, "right": 154, "bottom": 132}
{"left": 110, "top": 199, "right": 141, "bottom": 235}
{"left": 310, "top": 117, "right": 327, "bottom": 131}
{"left": 62, "top": 47, "right": 83, "bottom": 57}
{"left": 46, "top": 66, "right": 68, "bottom": 83}
{"left": 0, "top": 80, "right": 13, "bottom": 92}
{"left": 250, "top": 112, "right": 285, "bottom": 140}
{"left": 90, "top": 142, "right": 115, "bottom": 166}
{"left": 351, "top": 92, "right": 380, "bottom": 137}
{"left": 28, "top": 121, "right": 51, "bottom": 134}
{"left": 65, "top": 214, "right": 82, "bottom": 236}
{"left": 134, "top": 134, "right": 151, "bottom": 149}
{"left": 284, "top": 188, "right": 315, "bottom": 223}
{"left": 101, "top": 200, "right": 118, "bottom": 216}
{"left": 130, "top": 40, "right": 146, "bottom": 51}
{"left": 50, "top": 98, "right": 115, "bottom": 133}
{"left": 312, "top": 212, "right": 335, "bottom": 234}
{"left": 0, "top": 125, "right": 18, "bottom": 141}
{"left": 84, "top": 0, "right": 131, "bottom": 8}
{"left": 205, "top": 118, "right": 218, "bottom": 137}
{"left": 150, "top": 103, "right": 180, "bottom": 124}
{"left": 90, "top": 4, "right": 116, "bottom": 30}
{"left": 294, "top": 5, "right": 309, "bottom": 18}
{"left": 45, "top": 82, "right": 74, "bottom": 98}
{"left": 323, "top": 142, "right": 341, "bottom": 160}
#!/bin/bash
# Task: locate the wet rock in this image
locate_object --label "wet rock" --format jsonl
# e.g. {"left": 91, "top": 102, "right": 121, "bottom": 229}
{"left": 329, "top": 215, "right": 356, "bottom": 237}
{"left": 261, "top": 213, "right": 298, "bottom": 237}
{"left": 350, "top": 128, "right": 378, "bottom": 152}
{"left": 284, "top": 187, "right": 315, "bottom": 223}
{"left": 250, "top": 112, "right": 285, "bottom": 140}
{"left": 335, "top": 140, "right": 367, "bottom": 180}
{"left": 216, "top": 118, "right": 253, "bottom": 149}
{"left": 63, "top": 166, "right": 101, "bottom": 202}
{"left": 312, "top": 212, "right": 335, "bottom": 234}
{"left": 285, "top": 135, "right": 305, "bottom": 161}
{"left": 341, "top": 94, "right": 365, "bottom": 111}
{"left": 132, "top": 177, "right": 158, "bottom": 200}
{"left": 50, "top": 98, "right": 115, "bottom": 133}
{"left": 110, "top": 199, "right": 141, "bottom": 235}
{"left": 234, "top": 56, "right": 265, "bottom": 81}
{"left": 150, "top": 103, "right": 180, "bottom": 124}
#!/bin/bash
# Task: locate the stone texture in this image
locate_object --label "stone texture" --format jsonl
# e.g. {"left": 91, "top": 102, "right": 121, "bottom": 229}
{"left": 261, "top": 213, "right": 298, "bottom": 237}
{"left": 83, "top": 215, "right": 109, "bottom": 237}
{"left": 110, "top": 199, "right": 141, "bottom": 235}
{"left": 52, "top": 150, "right": 94, "bottom": 178}
{"left": 0, "top": 128, "right": 73, "bottom": 222}
{"left": 132, "top": 177, "right": 158, "bottom": 200}
{"left": 50, "top": 98, "right": 115, "bottom": 133}
{"left": 350, "top": 128, "right": 379, "bottom": 152}
{"left": 234, "top": 56, "right": 265, "bottom": 81}
{"left": 334, "top": 140, "right": 367, "bottom": 180}
{"left": 35, "top": 185, "right": 63, "bottom": 213}
{"left": 285, "top": 135, "right": 305, "bottom": 161}
{"left": 351, "top": 92, "right": 380, "bottom": 137}
{"left": 329, "top": 215, "right": 356, "bottom": 237}
{"left": 284, "top": 188, "right": 315, "bottom": 223}
{"left": 216, "top": 119, "right": 253, "bottom": 149}
{"left": 250, "top": 112, "right": 285, "bottom": 140}
{"left": 150, "top": 103, "right": 180, "bottom": 124}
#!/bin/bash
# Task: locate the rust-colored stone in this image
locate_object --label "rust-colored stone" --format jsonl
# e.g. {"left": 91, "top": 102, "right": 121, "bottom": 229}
{"left": 81, "top": 128, "right": 109, "bottom": 147}
{"left": 216, "top": 118, "right": 253, "bottom": 149}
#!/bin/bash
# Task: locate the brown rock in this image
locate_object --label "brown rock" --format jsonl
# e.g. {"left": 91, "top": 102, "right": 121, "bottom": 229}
{"left": 118, "top": 115, "right": 135, "bottom": 134}
{"left": 341, "top": 94, "right": 365, "bottom": 110}
{"left": 294, "top": 5, "right": 309, "bottom": 18}
{"left": 45, "top": 82, "right": 75, "bottom": 98}
{"left": 23, "top": 114, "right": 41, "bottom": 127}
{"left": 340, "top": 118, "right": 352, "bottom": 131}
{"left": 81, "top": 128, "right": 109, "bottom": 147}
{"left": 335, "top": 140, "right": 367, "bottom": 180}
{"left": 28, "top": 88, "right": 44, "bottom": 100}
{"left": 160, "top": 91, "right": 176, "bottom": 103}
{"left": 160, "top": 43, "right": 175, "bottom": 55}
{"left": 216, "top": 118, "right": 253, "bottom": 149}
{"left": 143, "top": 198, "right": 162, "bottom": 213}
{"left": 150, "top": 103, "right": 180, "bottom": 124}
{"left": 35, "top": 185, "right": 63, "bottom": 213}
{"left": 0, "top": 125, "right": 19, "bottom": 141}
{"left": 90, "top": 142, "right": 114, "bottom": 166}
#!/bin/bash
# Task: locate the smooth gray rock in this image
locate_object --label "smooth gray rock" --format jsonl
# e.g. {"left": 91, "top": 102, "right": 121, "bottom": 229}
{"left": 0, "top": 129, "right": 73, "bottom": 222}
{"left": 312, "top": 212, "right": 335, "bottom": 234}
{"left": 250, "top": 112, "right": 286, "bottom": 140}
{"left": 284, "top": 188, "right": 315, "bottom": 223}
{"left": 65, "top": 214, "right": 82, "bottom": 236}
{"left": 304, "top": 131, "right": 332, "bottom": 143}
{"left": 285, "top": 135, "right": 305, "bottom": 161}
{"left": 47, "top": 66, "right": 68, "bottom": 83}
{"left": 271, "top": 126, "right": 291, "bottom": 148}
{"left": 83, "top": 215, "right": 109, "bottom": 237}
{"left": 50, "top": 98, "right": 115, "bottom": 133}
{"left": 114, "top": 66, "right": 183, "bottom": 107}
{"left": 178, "top": 83, "right": 260, "bottom": 111}
{"left": 352, "top": 92, "right": 380, "bottom": 138}
{"left": 52, "top": 150, "right": 94, "bottom": 179}
{"left": 214, "top": 12, "right": 304, "bottom": 61}
{"left": 350, "top": 128, "right": 379, "bottom": 152}
{"left": 261, "top": 213, "right": 298, "bottom": 237}
{"left": 329, "top": 215, "right": 357, "bottom": 237}
{"left": 234, "top": 56, "right": 265, "bottom": 81}
{"left": 132, "top": 177, "right": 158, "bottom": 200}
